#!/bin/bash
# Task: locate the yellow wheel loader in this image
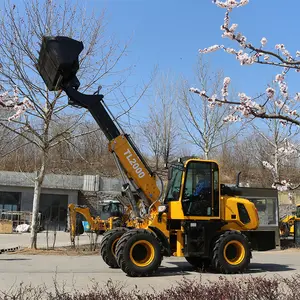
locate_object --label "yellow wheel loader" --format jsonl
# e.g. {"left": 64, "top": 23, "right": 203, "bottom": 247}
{"left": 68, "top": 201, "right": 125, "bottom": 246}
{"left": 279, "top": 204, "right": 300, "bottom": 237}
{"left": 37, "top": 36, "right": 276, "bottom": 277}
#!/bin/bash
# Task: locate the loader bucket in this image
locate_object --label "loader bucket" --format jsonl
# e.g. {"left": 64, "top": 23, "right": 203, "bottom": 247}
{"left": 36, "top": 36, "right": 84, "bottom": 91}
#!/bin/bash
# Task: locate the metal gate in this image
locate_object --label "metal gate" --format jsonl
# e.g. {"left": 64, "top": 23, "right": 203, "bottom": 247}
{"left": 40, "top": 194, "right": 68, "bottom": 231}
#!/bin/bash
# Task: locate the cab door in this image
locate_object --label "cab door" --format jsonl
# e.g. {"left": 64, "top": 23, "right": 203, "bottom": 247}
{"left": 181, "top": 161, "right": 220, "bottom": 217}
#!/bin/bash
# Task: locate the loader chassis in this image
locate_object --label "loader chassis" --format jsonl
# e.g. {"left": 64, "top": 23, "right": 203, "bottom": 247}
{"left": 36, "top": 35, "right": 273, "bottom": 278}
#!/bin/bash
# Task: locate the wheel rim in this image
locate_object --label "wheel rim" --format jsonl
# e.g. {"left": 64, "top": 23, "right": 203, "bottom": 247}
{"left": 129, "top": 240, "right": 155, "bottom": 267}
{"left": 111, "top": 238, "right": 120, "bottom": 256}
{"left": 223, "top": 240, "right": 245, "bottom": 265}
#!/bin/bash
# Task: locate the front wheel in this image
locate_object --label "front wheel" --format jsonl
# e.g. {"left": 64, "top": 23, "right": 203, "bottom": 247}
{"left": 115, "top": 229, "right": 162, "bottom": 277}
{"left": 212, "top": 230, "right": 251, "bottom": 274}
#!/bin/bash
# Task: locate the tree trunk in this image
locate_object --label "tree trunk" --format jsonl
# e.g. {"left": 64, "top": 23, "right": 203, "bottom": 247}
{"left": 30, "top": 160, "right": 46, "bottom": 249}
{"left": 204, "top": 151, "right": 209, "bottom": 160}
{"left": 274, "top": 145, "right": 279, "bottom": 183}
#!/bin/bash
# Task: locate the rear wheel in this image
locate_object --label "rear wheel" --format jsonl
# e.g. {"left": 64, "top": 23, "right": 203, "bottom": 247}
{"left": 212, "top": 231, "right": 251, "bottom": 274}
{"left": 100, "top": 227, "right": 128, "bottom": 268}
{"left": 115, "top": 229, "right": 162, "bottom": 277}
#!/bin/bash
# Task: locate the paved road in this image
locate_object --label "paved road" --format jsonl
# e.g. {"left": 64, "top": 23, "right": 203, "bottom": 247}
{"left": 0, "top": 250, "right": 299, "bottom": 294}
{"left": 0, "top": 232, "right": 92, "bottom": 249}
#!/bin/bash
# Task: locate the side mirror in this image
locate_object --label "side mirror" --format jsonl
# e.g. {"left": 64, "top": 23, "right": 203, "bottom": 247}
{"left": 37, "top": 36, "right": 84, "bottom": 91}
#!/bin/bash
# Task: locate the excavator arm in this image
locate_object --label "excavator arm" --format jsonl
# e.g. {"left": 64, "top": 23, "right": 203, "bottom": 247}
{"left": 37, "top": 36, "right": 163, "bottom": 220}
{"left": 68, "top": 203, "right": 106, "bottom": 245}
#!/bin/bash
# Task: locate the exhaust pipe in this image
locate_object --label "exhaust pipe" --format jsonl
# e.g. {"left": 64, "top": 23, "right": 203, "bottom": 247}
{"left": 236, "top": 171, "right": 241, "bottom": 187}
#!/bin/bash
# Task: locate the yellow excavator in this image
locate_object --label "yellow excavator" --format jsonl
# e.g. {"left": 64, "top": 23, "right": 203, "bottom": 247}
{"left": 279, "top": 204, "right": 300, "bottom": 237}
{"left": 68, "top": 201, "right": 125, "bottom": 246}
{"left": 37, "top": 36, "right": 276, "bottom": 277}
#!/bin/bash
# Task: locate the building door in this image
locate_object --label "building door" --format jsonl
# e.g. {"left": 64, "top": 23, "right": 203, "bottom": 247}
{"left": 40, "top": 194, "right": 68, "bottom": 231}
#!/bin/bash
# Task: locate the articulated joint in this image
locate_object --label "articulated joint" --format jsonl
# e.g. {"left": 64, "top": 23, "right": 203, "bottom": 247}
{"left": 63, "top": 82, "right": 104, "bottom": 109}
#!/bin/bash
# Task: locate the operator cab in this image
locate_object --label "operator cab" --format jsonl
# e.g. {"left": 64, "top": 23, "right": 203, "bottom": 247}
{"left": 165, "top": 158, "right": 220, "bottom": 218}
{"left": 296, "top": 205, "right": 300, "bottom": 218}
{"left": 99, "top": 201, "right": 124, "bottom": 219}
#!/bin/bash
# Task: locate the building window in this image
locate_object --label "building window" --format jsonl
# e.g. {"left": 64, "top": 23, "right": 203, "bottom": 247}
{"left": 251, "top": 198, "right": 277, "bottom": 225}
{"left": 0, "top": 192, "right": 20, "bottom": 212}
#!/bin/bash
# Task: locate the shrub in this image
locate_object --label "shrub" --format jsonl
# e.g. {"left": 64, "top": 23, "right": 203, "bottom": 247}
{"left": 1, "top": 275, "right": 300, "bottom": 300}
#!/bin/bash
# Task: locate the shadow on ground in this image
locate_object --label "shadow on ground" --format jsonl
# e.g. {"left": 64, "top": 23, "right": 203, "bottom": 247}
{"left": 0, "top": 258, "right": 31, "bottom": 261}
{"left": 246, "top": 263, "right": 295, "bottom": 273}
{"left": 163, "top": 261, "right": 295, "bottom": 276}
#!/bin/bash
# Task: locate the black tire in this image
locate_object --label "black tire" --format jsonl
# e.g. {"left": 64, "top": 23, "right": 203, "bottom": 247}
{"left": 185, "top": 257, "right": 211, "bottom": 270}
{"left": 100, "top": 227, "right": 128, "bottom": 268}
{"left": 212, "top": 230, "right": 251, "bottom": 274}
{"left": 279, "top": 223, "right": 290, "bottom": 237}
{"left": 75, "top": 219, "right": 84, "bottom": 235}
{"left": 115, "top": 229, "right": 162, "bottom": 277}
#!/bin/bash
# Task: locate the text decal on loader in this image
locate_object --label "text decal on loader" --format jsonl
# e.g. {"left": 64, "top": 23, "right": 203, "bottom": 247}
{"left": 124, "top": 149, "right": 145, "bottom": 178}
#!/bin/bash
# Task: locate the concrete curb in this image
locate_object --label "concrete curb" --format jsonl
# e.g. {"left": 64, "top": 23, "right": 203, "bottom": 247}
{"left": 0, "top": 246, "right": 20, "bottom": 253}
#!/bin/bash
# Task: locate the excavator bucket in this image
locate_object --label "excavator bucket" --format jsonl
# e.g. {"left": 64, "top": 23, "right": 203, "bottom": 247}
{"left": 36, "top": 36, "right": 84, "bottom": 91}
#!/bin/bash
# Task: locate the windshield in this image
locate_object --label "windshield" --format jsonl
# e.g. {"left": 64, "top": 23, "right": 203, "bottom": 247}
{"left": 165, "top": 166, "right": 183, "bottom": 201}
{"left": 99, "top": 202, "right": 123, "bottom": 219}
{"left": 297, "top": 206, "right": 300, "bottom": 218}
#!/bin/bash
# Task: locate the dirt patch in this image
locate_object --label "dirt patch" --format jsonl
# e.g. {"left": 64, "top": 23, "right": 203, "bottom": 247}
{"left": 9, "top": 244, "right": 100, "bottom": 256}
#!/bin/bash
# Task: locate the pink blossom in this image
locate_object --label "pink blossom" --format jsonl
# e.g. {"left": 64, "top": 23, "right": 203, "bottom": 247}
{"left": 214, "top": 0, "right": 249, "bottom": 9}
{"left": 294, "top": 93, "right": 300, "bottom": 101}
{"left": 236, "top": 52, "right": 256, "bottom": 65}
{"left": 275, "top": 100, "right": 284, "bottom": 109}
{"left": 296, "top": 51, "right": 300, "bottom": 57}
{"left": 275, "top": 44, "right": 285, "bottom": 50}
{"left": 225, "top": 47, "right": 237, "bottom": 54}
{"left": 223, "top": 114, "right": 240, "bottom": 123}
{"left": 263, "top": 161, "right": 274, "bottom": 171}
{"left": 280, "top": 120, "right": 287, "bottom": 127}
{"left": 278, "top": 81, "right": 288, "bottom": 98}
{"left": 189, "top": 88, "right": 206, "bottom": 96}
{"left": 275, "top": 74, "right": 284, "bottom": 82}
{"left": 208, "top": 94, "right": 217, "bottom": 103}
{"left": 208, "top": 102, "right": 216, "bottom": 109}
{"left": 222, "top": 31, "right": 234, "bottom": 40}
{"left": 221, "top": 77, "right": 231, "bottom": 98}
{"left": 0, "top": 90, "right": 34, "bottom": 121}
{"left": 264, "top": 55, "right": 270, "bottom": 61}
{"left": 266, "top": 87, "right": 275, "bottom": 98}
{"left": 23, "top": 97, "right": 35, "bottom": 109}
{"left": 199, "top": 45, "right": 222, "bottom": 54}
{"left": 238, "top": 92, "right": 250, "bottom": 103}
{"left": 229, "top": 23, "right": 238, "bottom": 32}
{"left": 278, "top": 141, "right": 297, "bottom": 155}
{"left": 260, "top": 37, "right": 267, "bottom": 47}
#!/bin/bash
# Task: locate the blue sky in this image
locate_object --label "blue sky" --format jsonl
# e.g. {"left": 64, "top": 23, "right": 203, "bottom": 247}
{"left": 1, "top": 0, "right": 299, "bottom": 148}
{"left": 83, "top": 0, "right": 300, "bottom": 120}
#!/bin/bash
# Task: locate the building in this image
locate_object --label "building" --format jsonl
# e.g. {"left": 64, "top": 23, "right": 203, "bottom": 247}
{"left": 0, "top": 171, "right": 123, "bottom": 231}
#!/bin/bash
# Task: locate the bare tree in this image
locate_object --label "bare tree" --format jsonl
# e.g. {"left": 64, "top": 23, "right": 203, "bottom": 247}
{"left": 0, "top": 0, "right": 132, "bottom": 248}
{"left": 141, "top": 74, "right": 178, "bottom": 170}
{"left": 178, "top": 57, "right": 241, "bottom": 159}
{"left": 250, "top": 102, "right": 300, "bottom": 189}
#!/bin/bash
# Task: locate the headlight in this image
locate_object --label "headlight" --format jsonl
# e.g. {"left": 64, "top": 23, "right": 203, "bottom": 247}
{"left": 158, "top": 205, "right": 167, "bottom": 213}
